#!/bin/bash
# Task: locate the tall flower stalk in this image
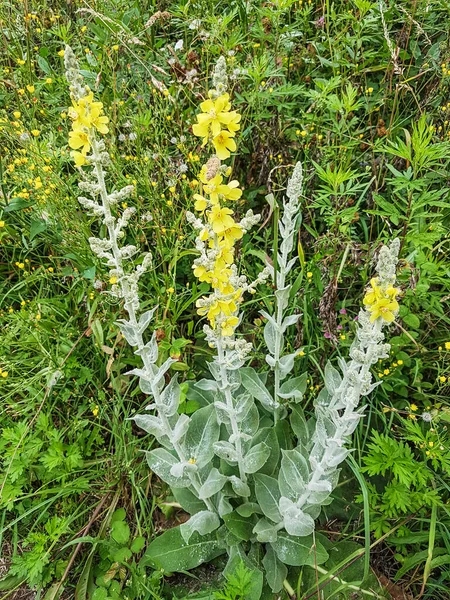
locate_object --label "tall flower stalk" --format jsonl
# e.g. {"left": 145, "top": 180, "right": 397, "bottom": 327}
{"left": 64, "top": 46, "right": 217, "bottom": 515}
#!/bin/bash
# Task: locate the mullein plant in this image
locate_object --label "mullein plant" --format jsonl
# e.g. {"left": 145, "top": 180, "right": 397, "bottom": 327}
{"left": 65, "top": 47, "right": 401, "bottom": 594}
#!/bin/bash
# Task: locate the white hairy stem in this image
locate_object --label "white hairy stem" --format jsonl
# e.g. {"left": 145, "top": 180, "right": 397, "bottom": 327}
{"left": 91, "top": 138, "right": 215, "bottom": 513}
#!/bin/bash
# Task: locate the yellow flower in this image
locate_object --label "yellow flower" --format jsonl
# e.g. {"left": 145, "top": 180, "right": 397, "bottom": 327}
{"left": 71, "top": 151, "right": 87, "bottom": 167}
{"left": 212, "top": 130, "right": 236, "bottom": 160}
{"left": 69, "top": 129, "right": 91, "bottom": 155}
{"left": 363, "top": 278, "right": 400, "bottom": 323}
{"left": 203, "top": 174, "right": 242, "bottom": 204}
{"left": 192, "top": 94, "right": 233, "bottom": 141}
{"left": 208, "top": 205, "right": 235, "bottom": 234}
{"left": 193, "top": 194, "right": 208, "bottom": 212}
{"left": 221, "top": 316, "right": 239, "bottom": 336}
{"left": 368, "top": 297, "right": 399, "bottom": 323}
{"left": 219, "top": 224, "right": 243, "bottom": 248}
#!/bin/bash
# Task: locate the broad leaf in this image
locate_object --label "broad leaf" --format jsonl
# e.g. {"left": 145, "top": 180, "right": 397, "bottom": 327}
{"left": 254, "top": 474, "right": 281, "bottom": 523}
{"left": 142, "top": 527, "right": 224, "bottom": 572}
{"left": 180, "top": 511, "right": 220, "bottom": 543}
{"left": 263, "top": 545, "right": 287, "bottom": 593}
{"left": 271, "top": 532, "right": 328, "bottom": 566}
{"left": 185, "top": 405, "right": 219, "bottom": 468}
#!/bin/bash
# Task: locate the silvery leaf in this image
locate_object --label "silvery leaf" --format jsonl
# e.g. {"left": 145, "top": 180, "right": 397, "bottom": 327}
{"left": 254, "top": 474, "right": 282, "bottom": 522}
{"left": 234, "top": 394, "right": 254, "bottom": 423}
{"left": 213, "top": 441, "right": 238, "bottom": 464}
{"left": 279, "top": 373, "right": 307, "bottom": 401}
{"left": 253, "top": 518, "right": 279, "bottom": 543}
{"left": 170, "top": 461, "right": 187, "bottom": 478}
{"left": 324, "top": 361, "right": 342, "bottom": 395}
{"left": 135, "top": 332, "right": 158, "bottom": 364}
{"left": 145, "top": 448, "right": 191, "bottom": 487}
{"left": 159, "top": 374, "right": 181, "bottom": 416}
{"left": 218, "top": 495, "right": 233, "bottom": 517}
{"left": 240, "top": 367, "right": 276, "bottom": 410}
{"left": 195, "top": 379, "right": 218, "bottom": 392}
{"left": 137, "top": 307, "right": 158, "bottom": 335}
{"left": 117, "top": 321, "right": 138, "bottom": 347}
{"left": 281, "top": 314, "right": 300, "bottom": 333}
{"left": 285, "top": 256, "right": 297, "bottom": 274}
{"left": 278, "top": 353, "right": 296, "bottom": 379}
{"left": 132, "top": 414, "right": 164, "bottom": 439}
{"left": 263, "top": 320, "right": 277, "bottom": 353}
{"left": 139, "top": 377, "right": 153, "bottom": 395}
{"left": 228, "top": 476, "right": 250, "bottom": 497}
{"left": 243, "top": 442, "right": 270, "bottom": 474}
{"left": 153, "top": 358, "right": 177, "bottom": 389}
{"left": 263, "top": 545, "right": 287, "bottom": 593}
{"left": 265, "top": 354, "right": 276, "bottom": 368}
{"left": 185, "top": 405, "right": 219, "bottom": 468}
{"left": 171, "top": 413, "right": 190, "bottom": 444}
{"left": 259, "top": 310, "right": 277, "bottom": 330}
{"left": 199, "top": 468, "right": 228, "bottom": 500}
{"left": 180, "top": 511, "right": 220, "bottom": 544}
{"left": 280, "top": 448, "right": 309, "bottom": 495}
{"left": 275, "top": 286, "right": 290, "bottom": 312}
{"left": 281, "top": 502, "right": 315, "bottom": 537}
